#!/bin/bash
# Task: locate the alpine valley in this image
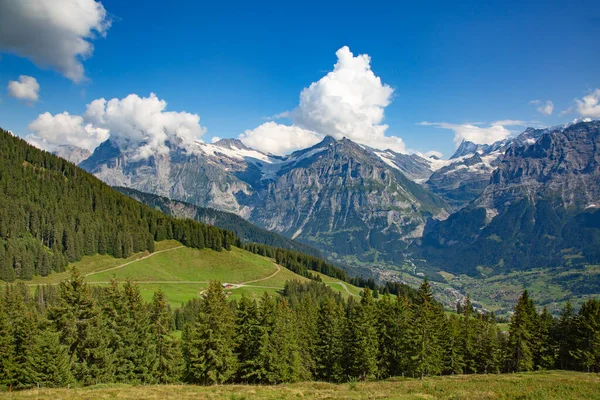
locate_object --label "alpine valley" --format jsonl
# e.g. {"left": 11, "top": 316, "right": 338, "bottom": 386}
{"left": 77, "top": 120, "right": 600, "bottom": 315}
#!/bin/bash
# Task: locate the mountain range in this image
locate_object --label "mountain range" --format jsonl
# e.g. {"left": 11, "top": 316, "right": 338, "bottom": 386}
{"left": 77, "top": 120, "right": 600, "bottom": 296}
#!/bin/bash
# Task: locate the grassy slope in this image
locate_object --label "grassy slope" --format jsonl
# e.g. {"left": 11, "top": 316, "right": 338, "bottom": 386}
{"left": 6, "top": 371, "right": 600, "bottom": 399}
{"left": 24, "top": 241, "right": 363, "bottom": 306}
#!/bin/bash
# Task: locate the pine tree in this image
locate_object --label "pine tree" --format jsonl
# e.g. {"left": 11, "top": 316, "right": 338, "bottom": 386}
{"left": 535, "top": 307, "right": 558, "bottom": 370}
{"left": 410, "top": 278, "right": 444, "bottom": 379}
{"left": 314, "top": 297, "right": 344, "bottom": 382}
{"left": 345, "top": 288, "right": 379, "bottom": 380}
{"left": 0, "top": 292, "right": 18, "bottom": 390}
{"left": 442, "top": 314, "right": 465, "bottom": 375}
{"left": 2, "top": 284, "right": 38, "bottom": 388}
{"left": 572, "top": 298, "right": 600, "bottom": 372}
{"left": 460, "top": 295, "right": 477, "bottom": 373}
{"left": 150, "top": 289, "right": 183, "bottom": 383}
{"left": 184, "top": 281, "right": 237, "bottom": 384}
{"left": 48, "top": 268, "right": 114, "bottom": 384}
{"left": 507, "top": 291, "right": 537, "bottom": 372}
{"left": 558, "top": 301, "right": 577, "bottom": 370}
{"left": 106, "top": 280, "right": 156, "bottom": 383}
{"left": 235, "top": 295, "right": 262, "bottom": 383}
{"left": 23, "top": 327, "right": 74, "bottom": 388}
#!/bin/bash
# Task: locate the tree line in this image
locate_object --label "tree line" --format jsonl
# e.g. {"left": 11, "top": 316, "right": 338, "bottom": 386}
{"left": 2, "top": 272, "right": 599, "bottom": 391}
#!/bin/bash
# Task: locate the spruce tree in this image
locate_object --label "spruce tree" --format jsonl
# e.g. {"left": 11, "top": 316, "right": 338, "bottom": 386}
{"left": 535, "top": 307, "right": 558, "bottom": 370}
{"left": 410, "top": 278, "right": 444, "bottom": 379}
{"left": 235, "top": 295, "right": 262, "bottom": 382}
{"left": 572, "top": 298, "right": 600, "bottom": 372}
{"left": 345, "top": 288, "right": 379, "bottom": 380}
{"left": 150, "top": 289, "right": 183, "bottom": 383}
{"left": 443, "top": 314, "right": 465, "bottom": 375}
{"left": 49, "top": 268, "right": 114, "bottom": 384}
{"left": 23, "top": 327, "right": 74, "bottom": 388}
{"left": 105, "top": 280, "right": 156, "bottom": 383}
{"left": 558, "top": 301, "right": 577, "bottom": 370}
{"left": 184, "top": 281, "right": 237, "bottom": 384}
{"left": 0, "top": 292, "right": 18, "bottom": 390}
{"left": 507, "top": 290, "right": 537, "bottom": 372}
{"left": 314, "top": 297, "right": 344, "bottom": 382}
{"left": 460, "top": 295, "right": 477, "bottom": 373}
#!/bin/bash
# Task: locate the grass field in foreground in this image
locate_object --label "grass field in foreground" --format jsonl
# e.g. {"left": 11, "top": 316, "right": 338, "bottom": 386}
{"left": 23, "top": 240, "right": 363, "bottom": 306}
{"left": 5, "top": 371, "right": 600, "bottom": 399}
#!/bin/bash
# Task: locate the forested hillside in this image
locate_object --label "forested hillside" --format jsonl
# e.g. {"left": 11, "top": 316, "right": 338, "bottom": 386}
{"left": 0, "top": 128, "right": 240, "bottom": 282}
{"left": 115, "top": 187, "right": 322, "bottom": 258}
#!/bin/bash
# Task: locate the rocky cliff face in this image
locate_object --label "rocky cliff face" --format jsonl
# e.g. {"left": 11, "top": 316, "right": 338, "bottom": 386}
{"left": 424, "top": 128, "right": 548, "bottom": 210}
{"left": 416, "top": 121, "right": 600, "bottom": 275}
{"left": 249, "top": 138, "right": 447, "bottom": 264}
{"left": 52, "top": 145, "right": 91, "bottom": 165}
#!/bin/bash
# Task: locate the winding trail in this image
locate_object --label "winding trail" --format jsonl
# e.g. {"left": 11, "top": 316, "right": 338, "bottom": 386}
{"left": 85, "top": 246, "right": 185, "bottom": 278}
{"left": 335, "top": 281, "right": 359, "bottom": 297}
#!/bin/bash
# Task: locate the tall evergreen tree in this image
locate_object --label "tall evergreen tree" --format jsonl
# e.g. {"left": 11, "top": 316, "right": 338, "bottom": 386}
{"left": 315, "top": 297, "right": 345, "bottom": 382}
{"left": 234, "top": 295, "right": 262, "bottom": 383}
{"left": 184, "top": 281, "right": 237, "bottom": 384}
{"left": 48, "top": 268, "right": 114, "bottom": 384}
{"left": 572, "top": 299, "right": 600, "bottom": 372}
{"left": 345, "top": 288, "right": 379, "bottom": 380}
{"left": 411, "top": 278, "right": 444, "bottom": 379}
{"left": 150, "top": 289, "right": 183, "bottom": 383}
{"left": 507, "top": 291, "right": 537, "bottom": 372}
{"left": 23, "top": 327, "right": 74, "bottom": 388}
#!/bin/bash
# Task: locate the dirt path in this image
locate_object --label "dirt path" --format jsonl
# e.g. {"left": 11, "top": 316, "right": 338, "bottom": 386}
{"left": 335, "top": 281, "right": 359, "bottom": 297}
{"left": 85, "top": 246, "right": 185, "bottom": 277}
{"left": 237, "top": 263, "right": 281, "bottom": 286}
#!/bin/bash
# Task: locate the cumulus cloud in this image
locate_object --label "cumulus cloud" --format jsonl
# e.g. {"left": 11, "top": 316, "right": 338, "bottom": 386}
{"left": 27, "top": 111, "right": 109, "bottom": 152}
{"left": 83, "top": 93, "right": 206, "bottom": 158}
{"left": 575, "top": 89, "right": 600, "bottom": 119}
{"left": 27, "top": 93, "right": 207, "bottom": 158}
{"left": 240, "top": 46, "right": 406, "bottom": 155}
{"left": 529, "top": 100, "right": 554, "bottom": 116}
{"left": 240, "top": 122, "right": 323, "bottom": 155}
{"left": 211, "top": 136, "right": 221, "bottom": 143}
{"left": 7, "top": 75, "right": 40, "bottom": 103}
{"left": 0, "top": 0, "right": 111, "bottom": 82}
{"left": 419, "top": 120, "right": 526, "bottom": 146}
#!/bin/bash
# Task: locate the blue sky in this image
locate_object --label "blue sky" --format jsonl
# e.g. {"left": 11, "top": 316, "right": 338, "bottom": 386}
{"left": 1, "top": 0, "right": 600, "bottom": 158}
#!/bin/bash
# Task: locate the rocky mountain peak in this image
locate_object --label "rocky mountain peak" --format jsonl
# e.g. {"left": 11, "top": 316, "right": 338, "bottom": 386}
{"left": 52, "top": 145, "right": 91, "bottom": 165}
{"left": 213, "top": 138, "right": 252, "bottom": 150}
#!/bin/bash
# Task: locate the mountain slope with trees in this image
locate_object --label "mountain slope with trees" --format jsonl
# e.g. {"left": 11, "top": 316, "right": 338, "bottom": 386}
{"left": 114, "top": 187, "right": 322, "bottom": 258}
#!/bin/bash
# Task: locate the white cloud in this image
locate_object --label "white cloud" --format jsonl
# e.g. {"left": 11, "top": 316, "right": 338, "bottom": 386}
{"left": 7, "top": 75, "right": 40, "bottom": 103}
{"left": 529, "top": 100, "right": 554, "bottom": 116}
{"left": 423, "top": 150, "right": 443, "bottom": 159}
{"left": 27, "top": 93, "right": 207, "bottom": 158}
{"left": 575, "top": 89, "right": 600, "bottom": 118}
{"left": 559, "top": 107, "right": 574, "bottom": 117}
{"left": 240, "top": 46, "right": 406, "bottom": 154}
{"left": 27, "top": 111, "right": 109, "bottom": 152}
{"left": 83, "top": 93, "right": 207, "bottom": 159}
{"left": 0, "top": 0, "right": 111, "bottom": 82}
{"left": 211, "top": 136, "right": 221, "bottom": 143}
{"left": 240, "top": 122, "right": 323, "bottom": 155}
{"left": 419, "top": 120, "right": 526, "bottom": 146}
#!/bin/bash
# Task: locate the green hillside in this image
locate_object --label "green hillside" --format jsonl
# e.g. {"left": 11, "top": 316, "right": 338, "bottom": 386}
{"left": 24, "top": 240, "right": 363, "bottom": 306}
